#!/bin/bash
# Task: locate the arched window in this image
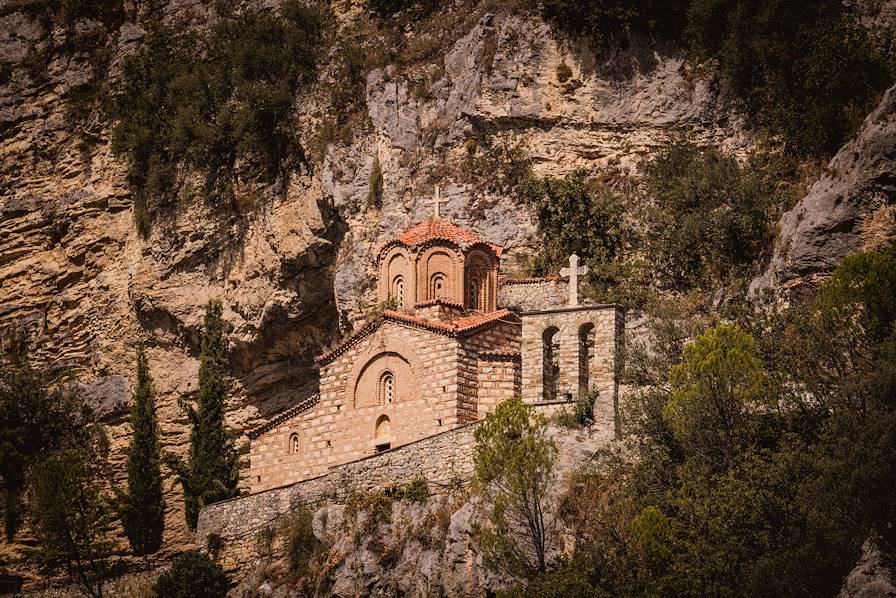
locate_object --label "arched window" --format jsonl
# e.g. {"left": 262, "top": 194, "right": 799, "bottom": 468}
{"left": 392, "top": 276, "right": 405, "bottom": 308}
{"left": 289, "top": 433, "right": 300, "bottom": 455}
{"left": 379, "top": 371, "right": 395, "bottom": 404}
{"left": 430, "top": 273, "right": 446, "bottom": 299}
{"left": 578, "top": 323, "right": 595, "bottom": 394}
{"left": 375, "top": 415, "right": 391, "bottom": 439}
{"left": 468, "top": 280, "right": 480, "bottom": 310}
{"left": 543, "top": 326, "right": 560, "bottom": 401}
{"left": 375, "top": 415, "right": 391, "bottom": 452}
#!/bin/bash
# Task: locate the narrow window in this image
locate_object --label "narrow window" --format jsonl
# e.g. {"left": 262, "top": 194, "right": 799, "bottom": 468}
{"left": 375, "top": 415, "right": 391, "bottom": 452}
{"left": 379, "top": 371, "right": 395, "bottom": 404}
{"left": 543, "top": 326, "right": 560, "bottom": 401}
{"left": 430, "top": 273, "right": 446, "bottom": 299}
{"left": 469, "top": 280, "right": 479, "bottom": 310}
{"left": 289, "top": 433, "right": 300, "bottom": 455}
{"left": 392, "top": 276, "right": 405, "bottom": 308}
{"left": 578, "top": 323, "right": 595, "bottom": 394}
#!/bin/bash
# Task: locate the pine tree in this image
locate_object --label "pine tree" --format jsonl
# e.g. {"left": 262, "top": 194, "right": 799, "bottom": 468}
{"left": 175, "top": 300, "right": 240, "bottom": 529}
{"left": 119, "top": 343, "right": 164, "bottom": 561}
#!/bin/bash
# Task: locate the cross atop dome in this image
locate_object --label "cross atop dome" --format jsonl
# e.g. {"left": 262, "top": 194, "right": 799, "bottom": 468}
{"left": 426, "top": 185, "right": 449, "bottom": 218}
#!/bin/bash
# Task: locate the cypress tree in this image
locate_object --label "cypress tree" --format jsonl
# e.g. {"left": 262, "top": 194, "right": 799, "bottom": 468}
{"left": 181, "top": 299, "right": 239, "bottom": 529}
{"left": 120, "top": 343, "right": 165, "bottom": 561}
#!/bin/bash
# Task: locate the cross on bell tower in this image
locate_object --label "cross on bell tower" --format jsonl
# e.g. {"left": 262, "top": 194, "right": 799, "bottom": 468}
{"left": 426, "top": 185, "right": 449, "bottom": 218}
{"left": 560, "top": 254, "right": 589, "bottom": 306}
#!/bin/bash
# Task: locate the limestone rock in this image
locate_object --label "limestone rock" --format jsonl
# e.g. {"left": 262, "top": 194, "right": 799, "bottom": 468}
{"left": 838, "top": 541, "right": 896, "bottom": 598}
{"left": 751, "top": 84, "right": 896, "bottom": 294}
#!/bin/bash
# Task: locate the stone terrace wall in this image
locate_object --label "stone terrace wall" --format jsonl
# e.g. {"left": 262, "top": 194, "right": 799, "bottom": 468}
{"left": 197, "top": 421, "right": 479, "bottom": 572}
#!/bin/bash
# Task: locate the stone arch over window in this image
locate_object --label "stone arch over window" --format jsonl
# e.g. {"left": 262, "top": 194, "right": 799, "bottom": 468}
{"left": 419, "top": 248, "right": 457, "bottom": 303}
{"left": 375, "top": 415, "right": 391, "bottom": 440}
{"left": 543, "top": 326, "right": 561, "bottom": 401}
{"left": 430, "top": 273, "right": 447, "bottom": 299}
{"left": 391, "top": 276, "right": 405, "bottom": 307}
{"left": 465, "top": 249, "right": 494, "bottom": 311}
{"left": 379, "top": 371, "right": 395, "bottom": 404}
{"left": 345, "top": 336, "right": 423, "bottom": 408}
{"left": 378, "top": 247, "right": 411, "bottom": 304}
{"left": 578, "top": 323, "right": 595, "bottom": 394}
{"left": 288, "top": 432, "right": 300, "bottom": 455}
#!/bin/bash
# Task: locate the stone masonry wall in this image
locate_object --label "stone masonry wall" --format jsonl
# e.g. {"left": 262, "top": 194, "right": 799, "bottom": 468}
{"left": 499, "top": 279, "right": 569, "bottom": 311}
{"left": 198, "top": 422, "right": 480, "bottom": 573}
{"left": 520, "top": 305, "right": 623, "bottom": 436}
{"left": 249, "top": 318, "right": 519, "bottom": 492}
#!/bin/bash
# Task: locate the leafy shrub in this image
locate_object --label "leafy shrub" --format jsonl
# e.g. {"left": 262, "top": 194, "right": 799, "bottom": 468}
{"left": 643, "top": 141, "right": 795, "bottom": 291}
{"left": 522, "top": 170, "right": 626, "bottom": 294}
{"left": 538, "top": 0, "right": 688, "bottom": 46}
{"left": 153, "top": 551, "right": 228, "bottom": 598}
{"left": 112, "top": 3, "right": 328, "bottom": 234}
{"left": 280, "top": 507, "right": 324, "bottom": 576}
{"left": 367, "top": 155, "right": 383, "bottom": 208}
{"left": 574, "top": 390, "right": 596, "bottom": 426}
{"left": 685, "top": 0, "right": 894, "bottom": 156}
{"left": 386, "top": 476, "right": 429, "bottom": 502}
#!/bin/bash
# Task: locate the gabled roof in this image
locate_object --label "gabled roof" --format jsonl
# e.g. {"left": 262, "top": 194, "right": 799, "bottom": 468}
{"left": 380, "top": 218, "right": 502, "bottom": 256}
{"left": 248, "top": 394, "right": 320, "bottom": 439}
{"left": 315, "top": 309, "right": 519, "bottom": 366}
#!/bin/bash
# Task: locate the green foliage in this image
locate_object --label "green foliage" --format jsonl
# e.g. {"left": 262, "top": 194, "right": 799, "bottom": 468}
{"left": 280, "top": 507, "right": 324, "bottom": 576}
{"left": 368, "top": 0, "right": 437, "bottom": 20}
{"left": 464, "top": 137, "right": 533, "bottom": 195}
{"left": 538, "top": 0, "right": 688, "bottom": 46}
{"left": 685, "top": 0, "right": 894, "bottom": 156}
{"left": 665, "top": 324, "right": 769, "bottom": 470}
{"left": 0, "top": 341, "right": 96, "bottom": 542}
{"left": 168, "top": 300, "right": 240, "bottom": 530}
{"left": 385, "top": 475, "right": 429, "bottom": 502}
{"left": 522, "top": 170, "right": 626, "bottom": 294}
{"left": 112, "top": 3, "right": 328, "bottom": 233}
{"left": 475, "top": 397, "right": 557, "bottom": 577}
{"left": 515, "top": 248, "right": 896, "bottom": 596}
{"left": 643, "top": 141, "right": 794, "bottom": 291}
{"left": 29, "top": 451, "right": 115, "bottom": 598}
{"left": 153, "top": 551, "right": 229, "bottom": 598}
{"left": 119, "top": 344, "right": 165, "bottom": 559}
{"left": 367, "top": 155, "right": 383, "bottom": 208}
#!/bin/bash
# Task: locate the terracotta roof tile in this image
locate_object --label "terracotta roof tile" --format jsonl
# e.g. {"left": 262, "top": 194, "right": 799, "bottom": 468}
{"left": 383, "top": 218, "right": 502, "bottom": 255}
{"left": 248, "top": 394, "right": 319, "bottom": 439}
{"left": 315, "top": 309, "right": 520, "bottom": 365}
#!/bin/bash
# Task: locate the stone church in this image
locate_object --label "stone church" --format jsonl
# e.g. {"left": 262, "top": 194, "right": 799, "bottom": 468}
{"left": 248, "top": 211, "right": 623, "bottom": 493}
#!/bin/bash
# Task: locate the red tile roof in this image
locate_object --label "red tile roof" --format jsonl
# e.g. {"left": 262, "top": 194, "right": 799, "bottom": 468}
{"left": 382, "top": 308, "right": 515, "bottom": 334}
{"left": 248, "top": 394, "right": 320, "bottom": 439}
{"left": 382, "top": 218, "right": 502, "bottom": 255}
{"left": 315, "top": 309, "right": 520, "bottom": 365}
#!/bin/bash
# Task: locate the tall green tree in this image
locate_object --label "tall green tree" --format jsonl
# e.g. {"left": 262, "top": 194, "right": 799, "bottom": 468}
{"left": 0, "top": 338, "right": 94, "bottom": 542}
{"left": 170, "top": 300, "right": 239, "bottom": 529}
{"left": 29, "top": 451, "right": 115, "bottom": 598}
{"left": 474, "top": 397, "right": 557, "bottom": 577}
{"left": 119, "top": 344, "right": 165, "bottom": 561}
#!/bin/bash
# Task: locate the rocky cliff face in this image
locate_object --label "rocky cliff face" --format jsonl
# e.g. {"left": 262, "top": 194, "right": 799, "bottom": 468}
{"left": 751, "top": 84, "right": 896, "bottom": 295}
{"left": 0, "top": 0, "right": 891, "bottom": 567}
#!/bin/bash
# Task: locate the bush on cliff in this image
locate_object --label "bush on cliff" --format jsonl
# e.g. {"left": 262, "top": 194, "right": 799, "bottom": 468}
{"left": 153, "top": 551, "right": 229, "bottom": 598}
{"left": 112, "top": 2, "right": 328, "bottom": 235}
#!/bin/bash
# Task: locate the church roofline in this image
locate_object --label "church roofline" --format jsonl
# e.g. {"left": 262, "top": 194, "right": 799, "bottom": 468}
{"left": 315, "top": 309, "right": 519, "bottom": 366}
{"left": 248, "top": 394, "right": 320, "bottom": 439}
{"left": 376, "top": 218, "right": 502, "bottom": 259}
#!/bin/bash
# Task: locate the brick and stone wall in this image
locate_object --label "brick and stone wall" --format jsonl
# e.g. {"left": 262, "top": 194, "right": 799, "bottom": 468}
{"left": 520, "top": 305, "right": 623, "bottom": 435}
{"left": 248, "top": 317, "right": 520, "bottom": 493}
{"left": 499, "top": 278, "right": 568, "bottom": 311}
{"left": 198, "top": 422, "right": 480, "bottom": 573}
